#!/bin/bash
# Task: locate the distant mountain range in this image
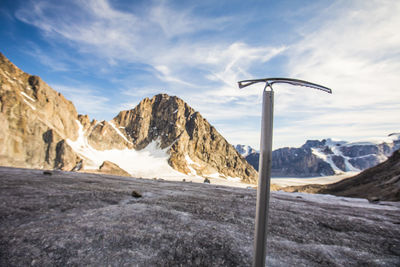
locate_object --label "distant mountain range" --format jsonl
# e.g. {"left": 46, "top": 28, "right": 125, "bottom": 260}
{"left": 234, "top": 144, "right": 258, "bottom": 157}
{"left": 236, "top": 134, "right": 400, "bottom": 177}
{"left": 0, "top": 52, "right": 257, "bottom": 183}
{"left": 281, "top": 148, "right": 400, "bottom": 201}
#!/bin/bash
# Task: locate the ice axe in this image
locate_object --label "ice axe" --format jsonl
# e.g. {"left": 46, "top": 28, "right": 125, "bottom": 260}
{"left": 238, "top": 78, "right": 332, "bottom": 267}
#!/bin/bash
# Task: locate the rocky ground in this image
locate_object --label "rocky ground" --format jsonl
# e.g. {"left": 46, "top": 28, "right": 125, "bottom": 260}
{"left": 0, "top": 166, "right": 399, "bottom": 266}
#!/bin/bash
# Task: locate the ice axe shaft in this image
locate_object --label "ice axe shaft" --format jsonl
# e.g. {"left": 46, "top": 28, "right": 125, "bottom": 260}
{"left": 253, "top": 89, "right": 274, "bottom": 267}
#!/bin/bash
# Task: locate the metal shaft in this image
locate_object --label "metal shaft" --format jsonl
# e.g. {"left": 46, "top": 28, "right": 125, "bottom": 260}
{"left": 253, "top": 89, "right": 274, "bottom": 267}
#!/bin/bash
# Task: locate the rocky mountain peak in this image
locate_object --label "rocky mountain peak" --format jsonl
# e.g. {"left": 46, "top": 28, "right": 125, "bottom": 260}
{"left": 111, "top": 93, "right": 257, "bottom": 182}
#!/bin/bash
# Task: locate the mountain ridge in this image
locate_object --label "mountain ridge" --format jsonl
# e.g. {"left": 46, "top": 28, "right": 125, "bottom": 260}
{"left": 238, "top": 135, "right": 400, "bottom": 177}
{"left": 0, "top": 52, "right": 257, "bottom": 183}
{"left": 280, "top": 148, "right": 400, "bottom": 201}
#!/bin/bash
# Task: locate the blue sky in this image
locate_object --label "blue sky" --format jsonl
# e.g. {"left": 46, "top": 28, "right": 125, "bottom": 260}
{"left": 1, "top": 0, "right": 399, "bottom": 149}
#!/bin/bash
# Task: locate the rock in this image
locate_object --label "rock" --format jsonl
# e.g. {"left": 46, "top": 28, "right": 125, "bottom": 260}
{"left": 270, "top": 147, "right": 334, "bottom": 177}
{"left": 71, "top": 160, "right": 83, "bottom": 171}
{"left": 332, "top": 155, "right": 346, "bottom": 171}
{"left": 368, "top": 197, "right": 380, "bottom": 204}
{"left": 301, "top": 139, "right": 326, "bottom": 149}
{"left": 131, "top": 190, "right": 142, "bottom": 198}
{"left": 98, "top": 161, "right": 131, "bottom": 177}
{"left": 203, "top": 178, "right": 210, "bottom": 184}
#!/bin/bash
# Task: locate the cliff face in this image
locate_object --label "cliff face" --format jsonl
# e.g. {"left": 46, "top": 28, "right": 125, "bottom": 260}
{"left": 0, "top": 53, "right": 81, "bottom": 170}
{"left": 0, "top": 53, "right": 257, "bottom": 183}
{"left": 271, "top": 147, "right": 334, "bottom": 177}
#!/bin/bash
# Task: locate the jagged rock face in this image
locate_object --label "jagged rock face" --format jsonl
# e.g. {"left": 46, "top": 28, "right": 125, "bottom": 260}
{"left": 77, "top": 115, "right": 134, "bottom": 151}
{"left": 301, "top": 140, "right": 326, "bottom": 149}
{"left": 112, "top": 94, "right": 258, "bottom": 183}
{"left": 271, "top": 147, "right": 335, "bottom": 177}
{"left": 340, "top": 143, "right": 392, "bottom": 158}
{"left": 245, "top": 147, "right": 335, "bottom": 177}
{"left": 0, "top": 53, "right": 80, "bottom": 170}
{"left": 331, "top": 155, "right": 346, "bottom": 171}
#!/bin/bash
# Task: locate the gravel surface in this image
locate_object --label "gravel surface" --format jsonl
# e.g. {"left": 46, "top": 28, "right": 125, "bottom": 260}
{"left": 0, "top": 166, "right": 399, "bottom": 266}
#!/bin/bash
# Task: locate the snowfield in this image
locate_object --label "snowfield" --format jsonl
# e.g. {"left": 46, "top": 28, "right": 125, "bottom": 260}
{"left": 271, "top": 173, "right": 358, "bottom": 187}
{"left": 67, "top": 120, "right": 185, "bottom": 178}
{"left": 67, "top": 120, "right": 238, "bottom": 181}
{"left": 0, "top": 166, "right": 398, "bottom": 266}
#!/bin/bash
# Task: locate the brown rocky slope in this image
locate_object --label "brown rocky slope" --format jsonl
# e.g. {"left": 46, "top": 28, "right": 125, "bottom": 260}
{"left": 281, "top": 149, "right": 400, "bottom": 201}
{"left": 0, "top": 52, "right": 81, "bottom": 170}
{"left": 0, "top": 52, "right": 257, "bottom": 183}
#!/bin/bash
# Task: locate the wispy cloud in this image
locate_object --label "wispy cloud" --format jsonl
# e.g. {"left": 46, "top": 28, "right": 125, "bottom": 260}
{"left": 51, "top": 84, "right": 112, "bottom": 119}
{"left": 14, "top": 0, "right": 285, "bottom": 124}
{"left": 12, "top": 0, "right": 399, "bottom": 149}
{"left": 268, "top": 0, "right": 400, "bottom": 147}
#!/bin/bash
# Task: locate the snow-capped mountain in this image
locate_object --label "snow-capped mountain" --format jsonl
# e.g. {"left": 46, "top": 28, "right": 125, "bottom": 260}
{"left": 239, "top": 134, "right": 400, "bottom": 177}
{"left": 234, "top": 144, "right": 258, "bottom": 157}
{"left": 282, "top": 148, "right": 400, "bottom": 201}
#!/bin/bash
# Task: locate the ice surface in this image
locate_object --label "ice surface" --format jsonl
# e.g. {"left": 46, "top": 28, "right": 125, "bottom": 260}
{"left": 1, "top": 167, "right": 398, "bottom": 266}
{"left": 271, "top": 173, "right": 357, "bottom": 187}
{"left": 277, "top": 191, "right": 399, "bottom": 211}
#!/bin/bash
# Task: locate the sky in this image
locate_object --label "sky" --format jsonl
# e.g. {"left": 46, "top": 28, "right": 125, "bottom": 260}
{"left": 1, "top": 0, "right": 399, "bottom": 149}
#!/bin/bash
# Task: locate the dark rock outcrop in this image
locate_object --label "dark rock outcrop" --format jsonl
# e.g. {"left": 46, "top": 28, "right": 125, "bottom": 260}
{"left": 270, "top": 147, "right": 334, "bottom": 177}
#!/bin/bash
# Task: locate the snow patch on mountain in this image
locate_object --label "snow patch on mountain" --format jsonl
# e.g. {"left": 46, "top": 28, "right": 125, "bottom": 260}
{"left": 108, "top": 121, "right": 132, "bottom": 144}
{"left": 22, "top": 98, "right": 36, "bottom": 110}
{"left": 344, "top": 134, "right": 400, "bottom": 146}
{"left": 67, "top": 120, "right": 184, "bottom": 178}
{"left": 235, "top": 144, "right": 258, "bottom": 157}
{"left": 21, "top": 91, "right": 36, "bottom": 102}
{"left": 311, "top": 138, "right": 362, "bottom": 173}
{"left": 241, "top": 133, "right": 400, "bottom": 177}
